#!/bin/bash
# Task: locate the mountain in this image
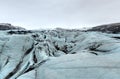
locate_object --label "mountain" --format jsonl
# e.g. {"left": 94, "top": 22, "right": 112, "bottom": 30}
{"left": 87, "top": 23, "right": 120, "bottom": 33}
{"left": 1, "top": 23, "right": 120, "bottom": 79}
{"left": 0, "top": 23, "right": 25, "bottom": 30}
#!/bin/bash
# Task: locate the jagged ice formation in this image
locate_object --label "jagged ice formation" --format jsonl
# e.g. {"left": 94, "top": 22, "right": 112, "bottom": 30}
{"left": 1, "top": 24, "right": 120, "bottom": 79}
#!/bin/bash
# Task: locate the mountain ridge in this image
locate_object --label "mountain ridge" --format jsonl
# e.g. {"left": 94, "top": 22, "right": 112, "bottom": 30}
{"left": 0, "top": 23, "right": 25, "bottom": 30}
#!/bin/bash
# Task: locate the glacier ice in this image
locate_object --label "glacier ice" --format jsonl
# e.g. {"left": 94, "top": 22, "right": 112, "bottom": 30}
{"left": 0, "top": 29, "right": 120, "bottom": 79}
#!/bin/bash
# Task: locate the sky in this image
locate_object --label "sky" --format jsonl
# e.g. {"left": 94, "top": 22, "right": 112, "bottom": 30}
{"left": 0, "top": 0, "right": 120, "bottom": 30}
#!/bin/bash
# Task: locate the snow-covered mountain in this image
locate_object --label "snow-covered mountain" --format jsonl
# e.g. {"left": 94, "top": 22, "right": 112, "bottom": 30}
{"left": 1, "top": 23, "right": 120, "bottom": 79}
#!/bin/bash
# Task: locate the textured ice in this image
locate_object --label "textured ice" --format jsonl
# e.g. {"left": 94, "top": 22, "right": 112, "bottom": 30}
{"left": 0, "top": 29, "right": 120, "bottom": 79}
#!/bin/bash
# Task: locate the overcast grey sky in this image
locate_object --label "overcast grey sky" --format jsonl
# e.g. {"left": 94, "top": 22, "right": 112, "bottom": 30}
{"left": 0, "top": 0, "right": 120, "bottom": 29}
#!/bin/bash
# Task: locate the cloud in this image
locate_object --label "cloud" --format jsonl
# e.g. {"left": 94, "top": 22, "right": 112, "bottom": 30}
{"left": 0, "top": 0, "right": 120, "bottom": 29}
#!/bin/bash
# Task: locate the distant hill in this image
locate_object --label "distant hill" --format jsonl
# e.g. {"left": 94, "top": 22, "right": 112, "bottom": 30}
{"left": 87, "top": 23, "right": 120, "bottom": 33}
{"left": 0, "top": 23, "right": 25, "bottom": 30}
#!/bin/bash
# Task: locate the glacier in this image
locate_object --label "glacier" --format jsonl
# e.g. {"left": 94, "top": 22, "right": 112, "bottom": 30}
{"left": 0, "top": 28, "right": 120, "bottom": 79}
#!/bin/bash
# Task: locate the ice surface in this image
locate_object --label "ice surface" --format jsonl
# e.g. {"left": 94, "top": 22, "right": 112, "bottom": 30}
{"left": 0, "top": 29, "right": 120, "bottom": 79}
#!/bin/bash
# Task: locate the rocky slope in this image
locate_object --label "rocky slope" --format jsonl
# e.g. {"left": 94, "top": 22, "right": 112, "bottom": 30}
{"left": 88, "top": 23, "right": 120, "bottom": 33}
{"left": 1, "top": 24, "right": 120, "bottom": 79}
{"left": 0, "top": 23, "right": 25, "bottom": 30}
